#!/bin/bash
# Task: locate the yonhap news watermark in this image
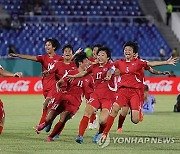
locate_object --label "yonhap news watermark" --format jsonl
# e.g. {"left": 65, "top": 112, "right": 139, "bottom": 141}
{"left": 97, "top": 136, "right": 175, "bottom": 148}
{"left": 112, "top": 136, "right": 175, "bottom": 144}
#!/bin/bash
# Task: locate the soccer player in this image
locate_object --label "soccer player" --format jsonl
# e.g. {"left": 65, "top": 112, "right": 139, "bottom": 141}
{"left": 34, "top": 52, "right": 91, "bottom": 141}
{"left": 88, "top": 44, "right": 102, "bottom": 129}
{"left": 142, "top": 85, "right": 156, "bottom": 114}
{"left": 43, "top": 44, "right": 76, "bottom": 133}
{"left": 9, "top": 38, "right": 62, "bottom": 125}
{"left": 99, "top": 42, "right": 163, "bottom": 139}
{"left": 89, "top": 44, "right": 102, "bottom": 62}
{"left": 117, "top": 54, "right": 178, "bottom": 133}
{"left": 0, "top": 65, "right": 22, "bottom": 134}
{"left": 68, "top": 47, "right": 115, "bottom": 144}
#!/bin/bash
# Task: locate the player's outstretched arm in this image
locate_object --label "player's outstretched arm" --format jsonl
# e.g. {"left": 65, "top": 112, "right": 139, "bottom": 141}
{"left": 9, "top": 53, "right": 37, "bottom": 61}
{"left": 71, "top": 48, "right": 83, "bottom": 61}
{"left": 67, "top": 70, "right": 87, "bottom": 78}
{"left": 0, "top": 68, "right": 22, "bottom": 77}
{"left": 148, "top": 56, "right": 179, "bottom": 67}
{"left": 148, "top": 67, "right": 171, "bottom": 75}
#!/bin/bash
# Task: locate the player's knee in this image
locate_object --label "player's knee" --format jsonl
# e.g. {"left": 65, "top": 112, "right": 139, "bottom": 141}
{"left": 131, "top": 116, "right": 139, "bottom": 124}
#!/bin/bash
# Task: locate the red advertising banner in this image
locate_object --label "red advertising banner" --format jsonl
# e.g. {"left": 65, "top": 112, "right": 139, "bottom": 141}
{"left": 144, "top": 77, "right": 180, "bottom": 95}
{"left": 0, "top": 77, "right": 179, "bottom": 95}
{"left": 0, "top": 77, "right": 43, "bottom": 94}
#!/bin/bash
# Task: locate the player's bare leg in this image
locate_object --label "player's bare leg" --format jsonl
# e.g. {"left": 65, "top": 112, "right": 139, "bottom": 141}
{"left": 131, "top": 110, "right": 140, "bottom": 124}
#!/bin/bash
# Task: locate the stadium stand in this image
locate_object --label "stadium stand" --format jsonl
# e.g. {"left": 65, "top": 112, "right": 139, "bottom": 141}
{"left": 0, "top": 0, "right": 171, "bottom": 58}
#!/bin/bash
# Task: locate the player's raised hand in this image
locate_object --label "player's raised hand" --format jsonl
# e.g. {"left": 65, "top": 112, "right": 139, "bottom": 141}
{"left": 75, "top": 48, "right": 83, "bottom": 55}
{"left": 104, "top": 71, "right": 112, "bottom": 81}
{"left": 166, "top": 56, "right": 179, "bottom": 65}
{"left": 14, "top": 72, "right": 23, "bottom": 77}
{"left": 8, "top": 53, "right": 18, "bottom": 57}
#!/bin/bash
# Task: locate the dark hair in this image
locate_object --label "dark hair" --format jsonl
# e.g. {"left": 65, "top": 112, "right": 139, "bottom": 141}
{"left": 45, "top": 38, "right": 60, "bottom": 51}
{"left": 62, "top": 44, "right": 74, "bottom": 54}
{"left": 97, "top": 46, "right": 112, "bottom": 59}
{"left": 144, "top": 85, "right": 149, "bottom": 91}
{"left": 92, "top": 44, "right": 102, "bottom": 50}
{"left": 74, "top": 52, "right": 87, "bottom": 67}
{"left": 123, "top": 41, "right": 139, "bottom": 54}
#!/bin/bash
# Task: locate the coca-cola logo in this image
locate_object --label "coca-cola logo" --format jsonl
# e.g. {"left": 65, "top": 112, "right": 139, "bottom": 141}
{"left": 34, "top": 80, "right": 43, "bottom": 92}
{"left": 0, "top": 80, "right": 30, "bottom": 92}
{"left": 145, "top": 80, "right": 173, "bottom": 92}
{"left": 177, "top": 83, "right": 180, "bottom": 92}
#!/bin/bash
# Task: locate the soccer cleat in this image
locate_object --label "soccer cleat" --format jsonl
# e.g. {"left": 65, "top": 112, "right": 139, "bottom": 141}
{"left": 92, "top": 132, "right": 102, "bottom": 143}
{"left": 35, "top": 126, "right": 41, "bottom": 134}
{"left": 139, "top": 108, "right": 144, "bottom": 122}
{"left": 46, "top": 137, "right": 54, "bottom": 142}
{"left": 116, "top": 127, "right": 123, "bottom": 133}
{"left": 53, "top": 134, "right": 59, "bottom": 139}
{"left": 75, "top": 135, "right": 83, "bottom": 144}
{"left": 99, "top": 134, "right": 107, "bottom": 143}
{"left": 45, "top": 123, "right": 52, "bottom": 133}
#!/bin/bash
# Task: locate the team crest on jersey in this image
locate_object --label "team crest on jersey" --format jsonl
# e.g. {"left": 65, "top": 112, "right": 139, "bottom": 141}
{"left": 48, "top": 63, "right": 55, "bottom": 71}
{"left": 103, "top": 68, "right": 108, "bottom": 71}
{"left": 85, "top": 79, "right": 89, "bottom": 82}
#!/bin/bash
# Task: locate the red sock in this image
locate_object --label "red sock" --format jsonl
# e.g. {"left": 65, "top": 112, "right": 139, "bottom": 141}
{"left": 57, "top": 125, "right": 65, "bottom": 135}
{"left": 49, "top": 121, "right": 65, "bottom": 138}
{"left": 118, "top": 114, "right": 126, "bottom": 129}
{"left": 103, "top": 115, "right": 115, "bottom": 135}
{"left": 78, "top": 116, "right": 89, "bottom": 136}
{"left": 39, "top": 109, "right": 48, "bottom": 125}
{"left": 89, "top": 113, "right": 96, "bottom": 123}
{"left": 99, "top": 123, "right": 106, "bottom": 133}
{"left": 0, "top": 126, "right": 3, "bottom": 134}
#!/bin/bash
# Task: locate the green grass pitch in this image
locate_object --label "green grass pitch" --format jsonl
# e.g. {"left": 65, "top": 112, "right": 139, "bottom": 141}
{"left": 0, "top": 95, "right": 180, "bottom": 154}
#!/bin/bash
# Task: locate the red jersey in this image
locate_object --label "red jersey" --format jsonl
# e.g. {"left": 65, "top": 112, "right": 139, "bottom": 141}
{"left": 36, "top": 54, "right": 63, "bottom": 91}
{"left": 87, "top": 62, "right": 114, "bottom": 99}
{"left": 113, "top": 58, "right": 149, "bottom": 89}
{"left": 89, "top": 57, "right": 95, "bottom": 62}
{"left": 64, "top": 70, "right": 93, "bottom": 107}
{"left": 83, "top": 75, "right": 94, "bottom": 100}
{"left": 49, "top": 61, "right": 76, "bottom": 91}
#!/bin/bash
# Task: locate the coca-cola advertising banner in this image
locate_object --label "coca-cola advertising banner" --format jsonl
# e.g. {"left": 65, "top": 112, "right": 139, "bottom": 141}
{"left": 145, "top": 77, "right": 179, "bottom": 94}
{"left": 0, "top": 77, "right": 179, "bottom": 95}
{"left": 0, "top": 77, "right": 42, "bottom": 94}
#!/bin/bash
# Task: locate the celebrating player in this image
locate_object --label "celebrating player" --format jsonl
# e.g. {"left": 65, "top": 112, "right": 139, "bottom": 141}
{"left": 68, "top": 47, "right": 116, "bottom": 144}
{"left": 9, "top": 38, "right": 62, "bottom": 126}
{"left": 34, "top": 52, "right": 91, "bottom": 141}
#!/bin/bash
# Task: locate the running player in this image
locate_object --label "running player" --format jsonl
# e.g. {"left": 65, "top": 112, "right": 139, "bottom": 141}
{"left": 34, "top": 52, "right": 91, "bottom": 141}
{"left": 43, "top": 44, "right": 76, "bottom": 133}
{"left": 9, "top": 38, "right": 62, "bottom": 125}
{"left": 68, "top": 47, "right": 116, "bottom": 144}
{"left": 117, "top": 52, "right": 178, "bottom": 133}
